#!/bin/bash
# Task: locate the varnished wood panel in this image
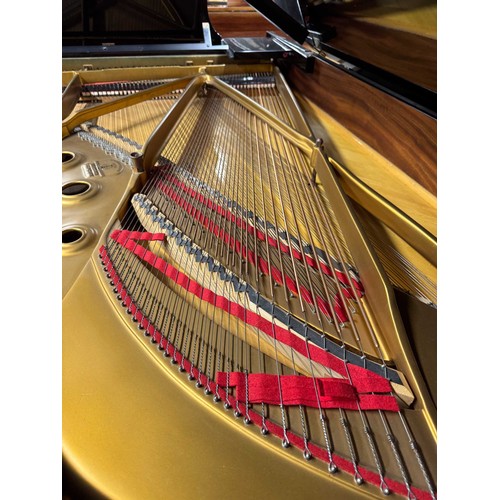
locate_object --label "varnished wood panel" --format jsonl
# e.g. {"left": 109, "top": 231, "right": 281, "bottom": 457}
{"left": 209, "top": 11, "right": 281, "bottom": 38}
{"left": 287, "top": 60, "right": 436, "bottom": 195}
{"left": 322, "top": 17, "right": 436, "bottom": 91}
{"left": 208, "top": 0, "right": 288, "bottom": 39}
{"left": 319, "top": 0, "right": 437, "bottom": 38}
{"left": 224, "top": 0, "right": 250, "bottom": 8}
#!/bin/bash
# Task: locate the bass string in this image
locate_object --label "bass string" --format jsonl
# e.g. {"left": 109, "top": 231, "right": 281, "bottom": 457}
{"left": 232, "top": 86, "right": 359, "bottom": 334}
{"left": 247, "top": 87, "right": 353, "bottom": 343}
{"left": 249, "top": 78, "right": 340, "bottom": 457}
{"left": 257, "top": 85, "right": 337, "bottom": 454}
{"left": 258, "top": 94, "right": 362, "bottom": 469}
{"left": 279, "top": 122, "right": 404, "bottom": 484}
{"left": 204, "top": 89, "right": 332, "bottom": 448}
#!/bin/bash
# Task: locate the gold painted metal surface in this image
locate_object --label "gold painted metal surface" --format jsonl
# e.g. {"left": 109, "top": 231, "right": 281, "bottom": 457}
{"left": 62, "top": 76, "right": 196, "bottom": 139}
{"left": 63, "top": 65, "right": 437, "bottom": 499}
{"left": 62, "top": 72, "right": 82, "bottom": 120}
{"left": 329, "top": 158, "right": 437, "bottom": 268}
{"left": 311, "top": 149, "right": 435, "bottom": 435}
{"left": 62, "top": 136, "right": 139, "bottom": 297}
{"left": 142, "top": 76, "right": 208, "bottom": 170}
{"left": 63, "top": 259, "right": 382, "bottom": 500}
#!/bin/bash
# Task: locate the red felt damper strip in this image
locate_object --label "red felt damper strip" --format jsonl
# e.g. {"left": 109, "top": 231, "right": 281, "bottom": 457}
{"left": 150, "top": 182, "right": 351, "bottom": 322}
{"left": 215, "top": 372, "right": 399, "bottom": 411}
{"left": 99, "top": 244, "right": 432, "bottom": 500}
{"left": 115, "top": 230, "right": 165, "bottom": 243}
{"left": 109, "top": 230, "right": 396, "bottom": 400}
{"left": 156, "top": 176, "right": 364, "bottom": 294}
{"left": 111, "top": 229, "right": 348, "bottom": 374}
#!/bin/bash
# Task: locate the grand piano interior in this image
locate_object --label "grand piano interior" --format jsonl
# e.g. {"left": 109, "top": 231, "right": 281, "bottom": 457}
{"left": 62, "top": 1, "right": 437, "bottom": 498}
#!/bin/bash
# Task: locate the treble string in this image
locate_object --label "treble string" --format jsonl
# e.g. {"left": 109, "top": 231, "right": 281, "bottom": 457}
{"left": 150, "top": 89, "right": 244, "bottom": 398}
{"left": 170, "top": 93, "right": 227, "bottom": 380}
{"left": 235, "top": 95, "right": 252, "bottom": 423}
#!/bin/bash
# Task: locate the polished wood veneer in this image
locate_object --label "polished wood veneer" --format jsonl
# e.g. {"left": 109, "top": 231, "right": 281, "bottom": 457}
{"left": 287, "top": 60, "right": 437, "bottom": 196}
{"left": 209, "top": 0, "right": 284, "bottom": 38}
{"left": 321, "top": 17, "right": 436, "bottom": 91}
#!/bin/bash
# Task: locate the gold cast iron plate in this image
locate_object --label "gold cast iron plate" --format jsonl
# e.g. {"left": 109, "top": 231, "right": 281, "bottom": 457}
{"left": 63, "top": 258, "right": 384, "bottom": 499}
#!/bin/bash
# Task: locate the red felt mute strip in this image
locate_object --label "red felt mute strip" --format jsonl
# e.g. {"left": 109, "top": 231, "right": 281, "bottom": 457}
{"left": 114, "top": 230, "right": 165, "bottom": 243}
{"left": 153, "top": 182, "right": 352, "bottom": 322}
{"left": 110, "top": 230, "right": 347, "bottom": 374}
{"left": 157, "top": 177, "right": 364, "bottom": 294}
{"left": 108, "top": 230, "right": 397, "bottom": 403}
{"left": 216, "top": 372, "right": 399, "bottom": 412}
